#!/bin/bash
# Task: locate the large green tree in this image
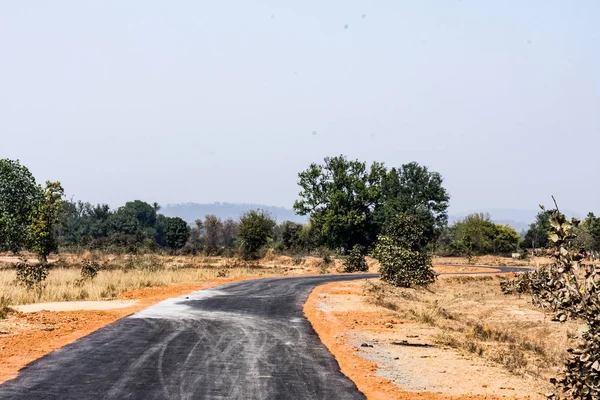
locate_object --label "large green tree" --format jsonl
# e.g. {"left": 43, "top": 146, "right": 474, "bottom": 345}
{"left": 376, "top": 162, "right": 450, "bottom": 235}
{"left": 293, "top": 156, "right": 449, "bottom": 253}
{"left": 294, "top": 155, "right": 386, "bottom": 252}
{"left": 0, "top": 159, "right": 42, "bottom": 252}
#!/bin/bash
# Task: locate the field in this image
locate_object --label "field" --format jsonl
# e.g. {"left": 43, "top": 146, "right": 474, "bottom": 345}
{"left": 0, "top": 252, "right": 372, "bottom": 306}
{"left": 305, "top": 272, "right": 582, "bottom": 399}
{"left": 0, "top": 253, "right": 585, "bottom": 398}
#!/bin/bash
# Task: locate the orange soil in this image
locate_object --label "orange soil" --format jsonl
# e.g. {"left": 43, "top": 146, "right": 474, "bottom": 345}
{"left": 0, "top": 274, "right": 272, "bottom": 384}
{"left": 304, "top": 282, "right": 525, "bottom": 400}
{"left": 433, "top": 265, "right": 500, "bottom": 274}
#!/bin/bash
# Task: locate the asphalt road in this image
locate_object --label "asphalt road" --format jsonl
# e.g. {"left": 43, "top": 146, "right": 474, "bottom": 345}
{"left": 0, "top": 274, "right": 378, "bottom": 400}
{"left": 0, "top": 266, "right": 525, "bottom": 400}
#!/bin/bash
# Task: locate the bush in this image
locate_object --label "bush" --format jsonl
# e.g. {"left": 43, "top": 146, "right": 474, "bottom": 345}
{"left": 343, "top": 245, "right": 368, "bottom": 272}
{"left": 502, "top": 205, "right": 600, "bottom": 399}
{"left": 237, "top": 210, "right": 276, "bottom": 260}
{"left": 0, "top": 296, "right": 13, "bottom": 319}
{"left": 373, "top": 211, "right": 437, "bottom": 287}
{"left": 15, "top": 261, "right": 49, "bottom": 290}
{"left": 80, "top": 259, "right": 100, "bottom": 281}
{"left": 374, "top": 236, "right": 435, "bottom": 287}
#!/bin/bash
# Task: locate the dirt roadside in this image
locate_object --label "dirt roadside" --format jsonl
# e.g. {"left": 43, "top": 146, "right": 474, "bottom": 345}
{"left": 303, "top": 277, "right": 548, "bottom": 399}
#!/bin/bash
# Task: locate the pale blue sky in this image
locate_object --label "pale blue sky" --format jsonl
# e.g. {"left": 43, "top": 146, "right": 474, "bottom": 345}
{"left": 1, "top": 1, "right": 598, "bottom": 213}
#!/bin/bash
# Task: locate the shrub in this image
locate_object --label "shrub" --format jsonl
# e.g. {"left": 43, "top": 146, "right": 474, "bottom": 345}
{"left": 15, "top": 261, "right": 49, "bottom": 290}
{"left": 343, "top": 245, "right": 368, "bottom": 272}
{"left": 237, "top": 210, "right": 276, "bottom": 260}
{"left": 0, "top": 296, "right": 13, "bottom": 319}
{"left": 373, "top": 211, "right": 437, "bottom": 287}
{"left": 502, "top": 204, "right": 600, "bottom": 399}
{"left": 80, "top": 259, "right": 100, "bottom": 281}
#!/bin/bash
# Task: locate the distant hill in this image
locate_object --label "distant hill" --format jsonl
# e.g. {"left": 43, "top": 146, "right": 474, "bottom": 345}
{"left": 160, "top": 202, "right": 307, "bottom": 224}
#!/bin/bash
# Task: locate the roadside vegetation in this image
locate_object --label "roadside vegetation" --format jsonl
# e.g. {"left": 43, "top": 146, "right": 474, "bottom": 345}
{"left": 0, "top": 252, "right": 298, "bottom": 305}
{"left": 363, "top": 275, "right": 578, "bottom": 382}
{"left": 3, "top": 156, "right": 600, "bottom": 396}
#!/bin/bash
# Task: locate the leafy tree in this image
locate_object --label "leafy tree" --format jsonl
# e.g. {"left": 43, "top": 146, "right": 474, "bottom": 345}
{"left": 0, "top": 159, "right": 42, "bottom": 252}
{"left": 204, "top": 215, "right": 224, "bottom": 255}
{"left": 29, "top": 181, "right": 64, "bottom": 263}
{"left": 57, "top": 201, "right": 111, "bottom": 247}
{"left": 183, "top": 219, "right": 204, "bottom": 254}
{"left": 376, "top": 162, "right": 450, "bottom": 236}
{"left": 436, "top": 214, "right": 520, "bottom": 257}
{"left": 522, "top": 211, "right": 550, "bottom": 249}
{"left": 582, "top": 212, "right": 600, "bottom": 251}
{"left": 294, "top": 155, "right": 386, "bottom": 253}
{"left": 373, "top": 211, "right": 437, "bottom": 287}
{"left": 278, "top": 221, "right": 304, "bottom": 252}
{"left": 221, "top": 218, "right": 238, "bottom": 249}
{"left": 493, "top": 224, "right": 521, "bottom": 254}
{"left": 237, "top": 210, "right": 276, "bottom": 260}
{"left": 105, "top": 200, "right": 158, "bottom": 249}
{"left": 164, "top": 217, "right": 190, "bottom": 250}
{"left": 298, "top": 223, "right": 319, "bottom": 252}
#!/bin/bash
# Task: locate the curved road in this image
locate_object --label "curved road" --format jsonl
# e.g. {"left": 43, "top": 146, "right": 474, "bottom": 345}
{"left": 0, "top": 267, "right": 524, "bottom": 400}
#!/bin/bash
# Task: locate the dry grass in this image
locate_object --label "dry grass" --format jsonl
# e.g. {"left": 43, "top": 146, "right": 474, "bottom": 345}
{"left": 0, "top": 296, "right": 13, "bottom": 319}
{"left": 433, "top": 255, "right": 552, "bottom": 268}
{"left": 0, "top": 252, "right": 289, "bottom": 305}
{"left": 363, "top": 275, "right": 581, "bottom": 381}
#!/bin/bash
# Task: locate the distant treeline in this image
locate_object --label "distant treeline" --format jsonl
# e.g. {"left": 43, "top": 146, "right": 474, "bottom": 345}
{"left": 3, "top": 157, "right": 599, "bottom": 263}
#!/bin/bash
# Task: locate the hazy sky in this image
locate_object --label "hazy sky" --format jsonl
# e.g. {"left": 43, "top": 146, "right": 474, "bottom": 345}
{"left": 1, "top": 1, "right": 598, "bottom": 213}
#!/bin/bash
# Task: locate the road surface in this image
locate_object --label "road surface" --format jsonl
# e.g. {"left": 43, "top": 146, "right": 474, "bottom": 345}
{"left": 0, "top": 267, "right": 525, "bottom": 399}
{"left": 0, "top": 274, "right": 378, "bottom": 400}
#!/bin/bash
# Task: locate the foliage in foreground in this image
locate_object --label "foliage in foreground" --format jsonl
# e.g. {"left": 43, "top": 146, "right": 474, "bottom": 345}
{"left": 373, "top": 211, "right": 437, "bottom": 287}
{"left": 15, "top": 261, "right": 49, "bottom": 290}
{"left": 502, "top": 205, "right": 600, "bottom": 399}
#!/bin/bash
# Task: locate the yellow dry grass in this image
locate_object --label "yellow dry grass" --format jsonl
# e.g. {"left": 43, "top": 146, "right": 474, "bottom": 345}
{"left": 363, "top": 275, "right": 581, "bottom": 382}
{"left": 0, "top": 253, "right": 289, "bottom": 306}
{"left": 433, "top": 255, "right": 552, "bottom": 268}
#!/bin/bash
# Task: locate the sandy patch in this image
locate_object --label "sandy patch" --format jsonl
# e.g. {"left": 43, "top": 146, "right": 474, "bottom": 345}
{"left": 305, "top": 280, "right": 547, "bottom": 400}
{"left": 12, "top": 300, "right": 139, "bottom": 313}
{"left": 433, "top": 265, "right": 500, "bottom": 274}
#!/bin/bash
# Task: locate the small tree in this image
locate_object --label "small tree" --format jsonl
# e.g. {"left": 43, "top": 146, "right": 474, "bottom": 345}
{"left": 204, "top": 215, "right": 224, "bottom": 255}
{"left": 164, "top": 217, "right": 190, "bottom": 250}
{"left": 373, "top": 211, "right": 437, "bottom": 287}
{"left": 237, "top": 210, "right": 276, "bottom": 260}
{"left": 29, "top": 181, "right": 64, "bottom": 264}
{"left": 343, "top": 244, "right": 368, "bottom": 272}
{"left": 279, "top": 221, "right": 304, "bottom": 253}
